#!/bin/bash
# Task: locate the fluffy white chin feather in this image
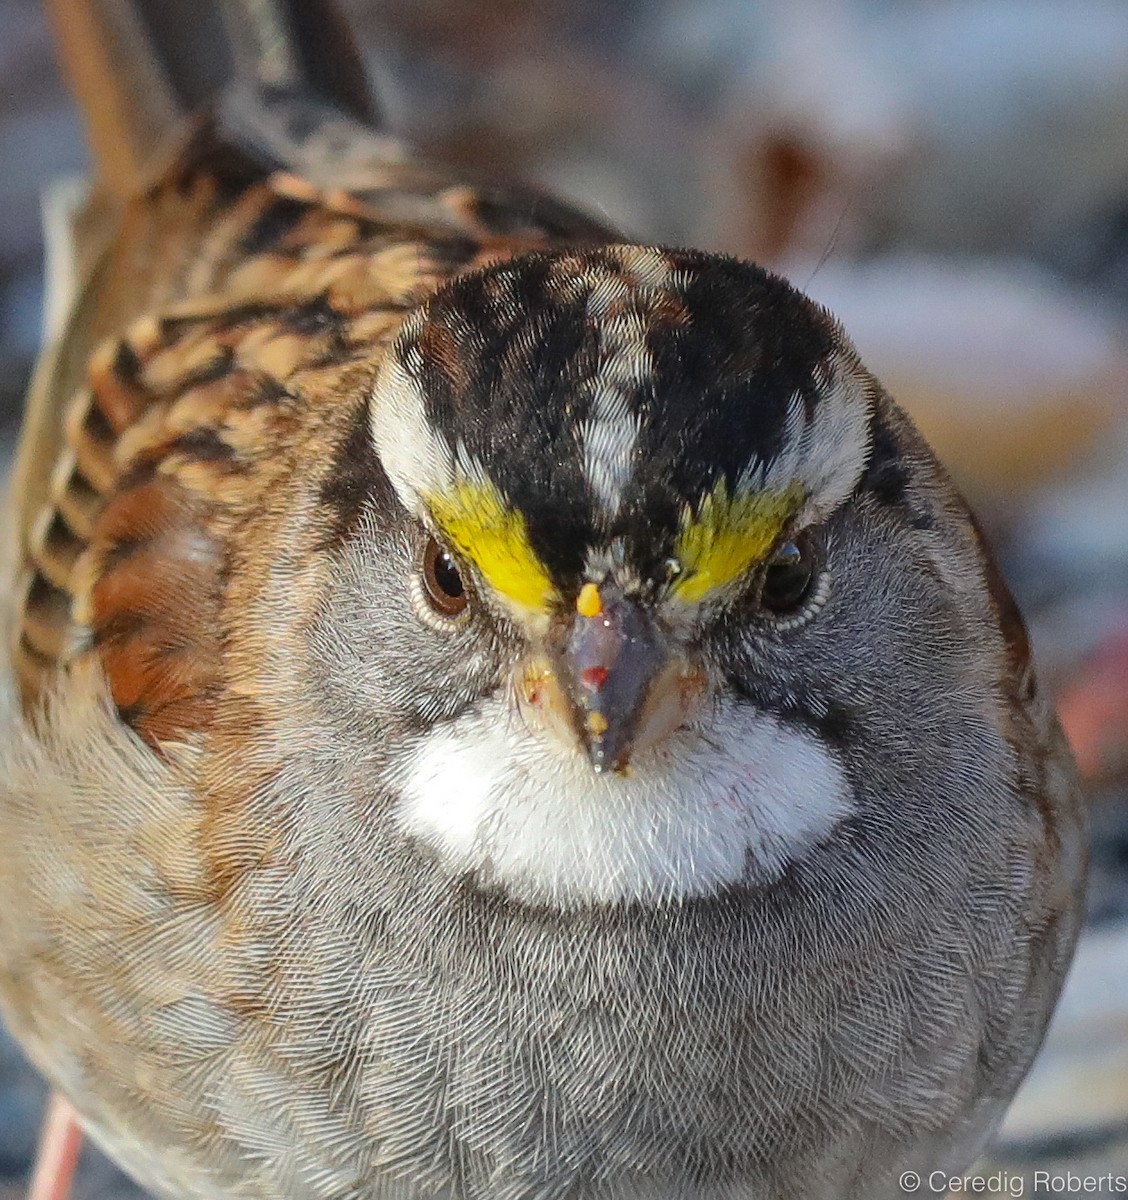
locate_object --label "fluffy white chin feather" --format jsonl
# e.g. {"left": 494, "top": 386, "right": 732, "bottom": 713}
{"left": 393, "top": 696, "right": 853, "bottom": 907}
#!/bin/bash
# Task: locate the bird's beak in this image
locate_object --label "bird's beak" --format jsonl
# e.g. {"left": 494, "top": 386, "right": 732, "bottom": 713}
{"left": 525, "top": 582, "right": 706, "bottom": 774}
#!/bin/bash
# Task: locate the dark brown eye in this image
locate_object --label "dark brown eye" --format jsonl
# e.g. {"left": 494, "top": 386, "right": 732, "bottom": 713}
{"left": 761, "top": 535, "right": 816, "bottom": 614}
{"left": 421, "top": 538, "right": 468, "bottom": 618}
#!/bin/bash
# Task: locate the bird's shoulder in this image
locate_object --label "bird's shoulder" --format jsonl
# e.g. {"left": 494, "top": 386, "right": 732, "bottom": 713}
{"left": 9, "top": 159, "right": 614, "bottom": 745}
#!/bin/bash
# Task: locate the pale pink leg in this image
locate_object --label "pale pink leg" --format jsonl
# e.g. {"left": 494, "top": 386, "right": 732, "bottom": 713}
{"left": 27, "top": 1093, "right": 83, "bottom": 1200}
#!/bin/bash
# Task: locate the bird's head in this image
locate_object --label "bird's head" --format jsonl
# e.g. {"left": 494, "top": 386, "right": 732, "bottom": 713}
{"left": 312, "top": 245, "right": 1006, "bottom": 908}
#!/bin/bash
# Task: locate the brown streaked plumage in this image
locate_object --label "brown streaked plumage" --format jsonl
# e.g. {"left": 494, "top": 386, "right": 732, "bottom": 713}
{"left": 14, "top": 163, "right": 611, "bottom": 723}
{"left": 1, "top": 3, "right": 1086, "bottom": 1200}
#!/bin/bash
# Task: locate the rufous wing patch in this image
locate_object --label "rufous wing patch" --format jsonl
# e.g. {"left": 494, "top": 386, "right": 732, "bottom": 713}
{"left": 81, "top": 471, "right": 226, "bottom": 747}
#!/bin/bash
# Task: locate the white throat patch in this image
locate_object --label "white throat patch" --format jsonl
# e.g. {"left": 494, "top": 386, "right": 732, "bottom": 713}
{"left": 393, "top": 695, "right": 853, "bottom": 907}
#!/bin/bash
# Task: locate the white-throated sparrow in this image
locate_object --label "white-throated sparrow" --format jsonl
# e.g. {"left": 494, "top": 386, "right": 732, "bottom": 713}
{"left": 0, "top": 2, "right": 1087, "bottom": 1198}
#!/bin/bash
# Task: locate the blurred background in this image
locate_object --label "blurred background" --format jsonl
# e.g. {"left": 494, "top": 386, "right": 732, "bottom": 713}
{"left": 1, "top": 0, "right": 1126, "bottom": 1195}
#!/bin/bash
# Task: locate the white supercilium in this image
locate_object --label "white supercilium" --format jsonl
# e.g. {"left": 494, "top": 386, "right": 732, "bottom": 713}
{"left": 756, "top": 353, "right": 874, "bottom": 523}
{"left": 369, "top": 355, "right": 456, "bottom": 515}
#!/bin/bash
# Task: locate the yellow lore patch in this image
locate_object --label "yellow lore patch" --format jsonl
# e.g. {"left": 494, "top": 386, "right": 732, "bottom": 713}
{"left": 428, "top": 481, "right": 557, "bottom": 612}
{"left": 671, "top": 482, "right": 800, "bottom": 603}
{"left": 576, "top": 582, "right": 603, "bottom": 618}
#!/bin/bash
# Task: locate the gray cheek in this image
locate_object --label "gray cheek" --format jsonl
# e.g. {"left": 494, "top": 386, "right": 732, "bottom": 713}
{"left": 836, "top": 520, "right": 1008, "bottom": 816}
{"left": 305, "top": 521, "right": 507, "bottom": 737}
{"left": 724, "top": 506, "right": 1012, "bottom": 839}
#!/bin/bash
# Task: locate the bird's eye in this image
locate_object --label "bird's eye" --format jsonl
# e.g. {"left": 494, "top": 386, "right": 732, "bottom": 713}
{"left": 761, "top": 534, "right": 816, "bottom": 614}
{"left": 421, "top": 537, "right": 468, "bottom": 618}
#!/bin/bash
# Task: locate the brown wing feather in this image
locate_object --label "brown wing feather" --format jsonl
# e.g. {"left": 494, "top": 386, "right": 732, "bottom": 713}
{"left": 42, "top": 0, "right": 378, "bottom": 203}
{"left": 43, "top": 0, "right": 191, "bottom": 202}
